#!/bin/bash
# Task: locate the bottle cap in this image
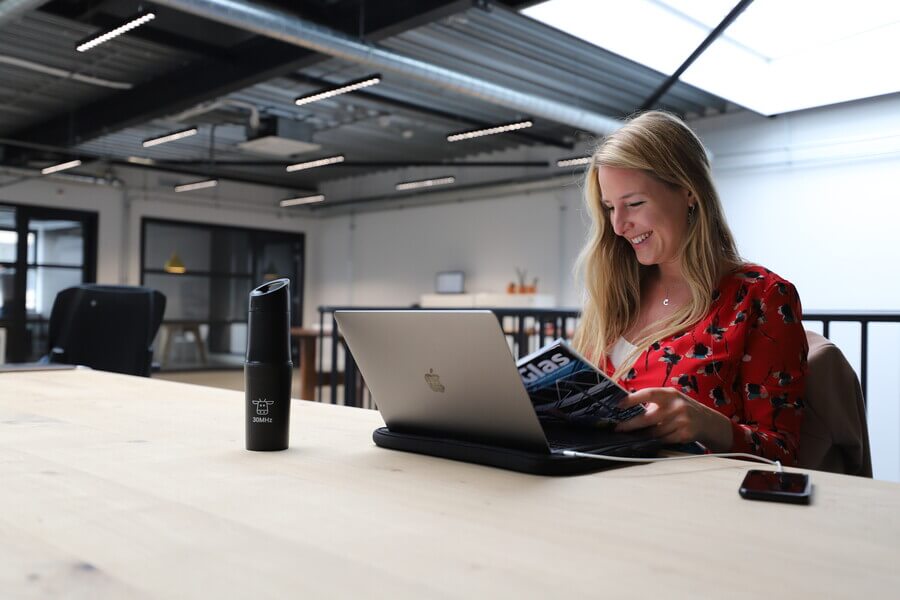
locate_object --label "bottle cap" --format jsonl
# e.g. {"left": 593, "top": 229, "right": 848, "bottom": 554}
{"left": 246, "top": 278, "right": 291, "bottom": 364}
{"left": 249, "top": 278, "right": 290, "bottom": 313}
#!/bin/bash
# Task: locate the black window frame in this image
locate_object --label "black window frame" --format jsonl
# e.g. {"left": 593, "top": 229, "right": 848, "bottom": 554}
{"left": 0, "top": 201, "right": 98, "bottom": 362}
{"left": 139, "top": 217, "right": 306, "bottom": 330}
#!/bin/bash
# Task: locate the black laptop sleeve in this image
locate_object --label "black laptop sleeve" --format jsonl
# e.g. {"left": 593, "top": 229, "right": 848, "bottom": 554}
{"left": 372, "top": 427, "right": 663, "bottom": 476}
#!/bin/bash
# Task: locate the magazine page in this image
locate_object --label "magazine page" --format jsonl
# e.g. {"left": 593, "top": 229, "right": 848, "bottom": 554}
{"left": 516, "top": 339, "right": 645, "bottom": 429}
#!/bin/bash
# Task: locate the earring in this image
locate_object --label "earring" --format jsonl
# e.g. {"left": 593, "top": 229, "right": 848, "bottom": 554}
{"left": 687, "top": 204, "right": 696, "bottom": 225}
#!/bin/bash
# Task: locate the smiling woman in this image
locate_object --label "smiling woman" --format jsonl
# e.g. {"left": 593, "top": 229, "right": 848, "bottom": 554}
{"left": 572, "top": 111, "right": 808, "bottom": 463}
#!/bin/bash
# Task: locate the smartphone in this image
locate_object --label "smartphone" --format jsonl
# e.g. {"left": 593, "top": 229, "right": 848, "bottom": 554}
{"left": 739, "top": 470, "right": 811, "bottom": 505}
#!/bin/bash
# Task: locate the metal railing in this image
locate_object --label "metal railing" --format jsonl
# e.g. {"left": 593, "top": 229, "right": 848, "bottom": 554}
{"left": 315, "top": 306, "right": 580, "bottom": 407}
{"left": 804, "top": 311, "right": 900, "bottom": 400}
{"left": 313, "top": 306, "right": 900, "bottom": 408}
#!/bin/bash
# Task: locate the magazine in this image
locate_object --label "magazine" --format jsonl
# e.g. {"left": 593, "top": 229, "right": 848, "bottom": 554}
{"left": 516, "top": 339, "right": 645, "bottom": 429}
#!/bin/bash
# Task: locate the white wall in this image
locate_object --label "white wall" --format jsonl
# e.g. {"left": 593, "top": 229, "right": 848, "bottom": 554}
{"left": 693, "top": 94, "right": 900, "bottom": 311}
{"left": 310, "top": 185, "right": 586, "bottom": 312}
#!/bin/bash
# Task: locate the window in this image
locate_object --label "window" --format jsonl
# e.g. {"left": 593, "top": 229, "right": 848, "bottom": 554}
{"left": 141, "top": 219, "right": 305, "bottom": 370}
{"left": 0, "top": 203, "right": 98, "bottom": 363}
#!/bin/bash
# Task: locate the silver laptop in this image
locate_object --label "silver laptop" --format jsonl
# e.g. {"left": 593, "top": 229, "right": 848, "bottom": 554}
{"left": 334, "top": 310, "right": 653, "bottom": 455}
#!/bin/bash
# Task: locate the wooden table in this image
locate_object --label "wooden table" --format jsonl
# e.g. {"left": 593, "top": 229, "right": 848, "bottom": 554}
{"left": 2, "top": 369, "right": 899, "bottom": 598}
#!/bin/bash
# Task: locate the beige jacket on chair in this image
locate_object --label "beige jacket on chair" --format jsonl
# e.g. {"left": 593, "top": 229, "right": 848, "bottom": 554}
{"left": 798, "top": 331, "right": 872, "bottom": 477}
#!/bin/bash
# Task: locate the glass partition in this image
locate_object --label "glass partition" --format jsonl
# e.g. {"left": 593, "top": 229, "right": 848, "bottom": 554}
{"left": 0, "top": 204, "right": 97, "bottom": 362}
{"left": 141, "top": 219, "right": 304, "bottom": 371}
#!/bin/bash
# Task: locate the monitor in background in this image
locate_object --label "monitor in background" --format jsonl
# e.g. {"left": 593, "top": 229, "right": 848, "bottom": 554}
{"left": 435, "top": 271, "right": 465, "bottom": 294}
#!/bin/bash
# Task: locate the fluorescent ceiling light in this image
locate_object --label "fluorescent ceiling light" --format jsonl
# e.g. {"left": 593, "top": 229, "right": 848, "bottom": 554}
{"left": 447, "top": 120, "right": 533, "bottom": 142}
{"left": 76, "top": 12, "right": 156, "bottom": 52}
{"left": 395, "top": 176, "right": 455, "bottom": 191}
{"left": 143, "top": 127, "right": 198, "bottom": 148}
{"left": 174, "top": 179, "right": 218, "bottom": 192}
{"left": 286, "top": 155, "right": 345, "bottom": 172}
{"left": 41, "top": 160, "right": 82, "bottom": 175}
{"left": 279, "top": 194, "right": 325, "bottom": 207}
{"left": 127, "top": 156, "right": 156, "bottom": 165}
{"left": 523, "top": 0, "right": 900, "bottom": 116}
{"left": 294, "top": 75, "right": 381, "bottom": 106}
{"left": 556, "top": 156, "right": 592, "bottom": 167}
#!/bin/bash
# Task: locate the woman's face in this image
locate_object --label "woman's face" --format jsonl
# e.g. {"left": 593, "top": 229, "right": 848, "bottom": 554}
{"left": 597, "top": 166, "right": 692, "bottom": 268}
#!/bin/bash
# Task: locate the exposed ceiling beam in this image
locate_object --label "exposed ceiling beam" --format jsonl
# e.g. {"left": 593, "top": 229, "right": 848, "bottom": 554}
{"left": 287, "top": 73, "right": 573, "bottom": 150}
{"left": 146, "top": 160, "right": 552, "bottom": 168}
{"left": 1, "top": 136, "right": 554, "bottom": 194}
{"left": 105, "top": 159, "right": 313, "bottom": 191}
{"left": 9, "top": 1, "right": 473, "bottom": 149}
{"left": 307, "top": 172, "right": 578, "bottom": 216}
{"left": 8, "top": 37, "right": 314, "bottom": 148}
{"left": 152, "top": 0, "right": 621, "bottom": 134}
{"left": 0, "top": 137, "right": 312, "bottom": 191}
{"left": 71, "top": 12, "right": 239, "bottom": 58}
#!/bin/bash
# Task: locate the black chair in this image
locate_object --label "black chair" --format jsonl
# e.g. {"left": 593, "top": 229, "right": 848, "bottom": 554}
{"left": 47, "top": 285, "right": 166, "bottom": 377}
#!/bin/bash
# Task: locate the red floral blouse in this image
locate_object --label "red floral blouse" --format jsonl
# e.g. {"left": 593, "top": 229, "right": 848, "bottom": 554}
{"left": 602, "top": 265, "right": 808, "bottom": 464}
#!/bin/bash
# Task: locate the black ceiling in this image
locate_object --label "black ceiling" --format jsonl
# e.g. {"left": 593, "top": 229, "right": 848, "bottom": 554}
{"left": 0, "top": 0, "right": 730, "bottom": 209}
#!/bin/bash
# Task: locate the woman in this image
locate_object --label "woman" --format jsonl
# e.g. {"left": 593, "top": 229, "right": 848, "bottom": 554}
{"left": 573, "top": 111, "right": 807, "bottom": 464}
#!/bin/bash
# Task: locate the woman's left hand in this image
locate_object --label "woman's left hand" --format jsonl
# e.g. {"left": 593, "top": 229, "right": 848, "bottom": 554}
{"left": 615, "top": 387, "right": 734, "bottom": 451}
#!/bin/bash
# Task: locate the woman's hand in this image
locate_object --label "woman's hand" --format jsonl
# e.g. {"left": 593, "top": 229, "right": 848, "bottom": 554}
{"left": 615, "top": 387, "right": 734, "bottom": 452}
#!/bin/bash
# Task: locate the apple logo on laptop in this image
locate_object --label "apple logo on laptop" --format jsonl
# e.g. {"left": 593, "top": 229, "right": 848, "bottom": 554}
{"left": 424, "top": 368, "right": 445, "bottom": 393}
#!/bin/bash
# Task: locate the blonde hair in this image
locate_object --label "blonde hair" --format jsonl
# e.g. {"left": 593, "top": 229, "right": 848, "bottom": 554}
{"left": 572, "top": 111, "right": 742, "bottom": 379}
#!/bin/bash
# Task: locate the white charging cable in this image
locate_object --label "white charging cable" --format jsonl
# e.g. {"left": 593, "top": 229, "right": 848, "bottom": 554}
{"left": 557, "top": 449, "right": 783, "bottom": 473}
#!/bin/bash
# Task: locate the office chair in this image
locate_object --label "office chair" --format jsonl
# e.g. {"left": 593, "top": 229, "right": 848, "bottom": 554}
{"left": 47, "top": 284, "right": 166, "bottom": 377}
{"left": 798, "top": 331, "right": 872, "bottom": 477}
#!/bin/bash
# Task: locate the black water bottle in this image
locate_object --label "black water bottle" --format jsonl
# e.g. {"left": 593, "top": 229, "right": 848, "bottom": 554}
{"left": 245, "top": 278, "right": 292, "bottom": 451}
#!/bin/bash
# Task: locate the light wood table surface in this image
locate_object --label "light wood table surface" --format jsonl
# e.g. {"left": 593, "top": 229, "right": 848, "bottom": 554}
{"left": 2, "top": 369, "right": 899, "bottom": 599}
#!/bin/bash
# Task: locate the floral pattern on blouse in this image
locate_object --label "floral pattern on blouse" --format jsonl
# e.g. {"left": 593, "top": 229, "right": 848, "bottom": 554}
{"left": 603, "top": 265, "right": 808, "bottom": 464}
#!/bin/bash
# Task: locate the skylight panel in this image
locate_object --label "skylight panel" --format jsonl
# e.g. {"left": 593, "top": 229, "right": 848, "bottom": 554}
{"left": 719, "top": 1, "right": 900, "bottom": 61}
{"left": 522, "top": 0, "right": 728, "bottom": 75}
{"left": 523, "top": 0, "right": 900, "bottom": 116}
{"left": 683, "top": 1, "right": 900, "bottom": 114}
{"left": 656, "top": 0, "right": 737, "bottom": 31}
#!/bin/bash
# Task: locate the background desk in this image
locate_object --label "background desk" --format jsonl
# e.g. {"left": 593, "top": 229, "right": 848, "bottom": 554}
{"left": 158, "top": 321, "right": 208, "bottom": 367}
{"left": 2, "top": 370, "right": 899, "bottom": 598}
{"left": 290, "top": 326, "right": 318, "bottom": 401}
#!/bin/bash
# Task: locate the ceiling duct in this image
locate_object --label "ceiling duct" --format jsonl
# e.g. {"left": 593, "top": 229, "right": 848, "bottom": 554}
{"left": 153, "top": 0, "right": 622, "bottom": 135}
{"left": 237, "top": 116, "right": 320, "bottom": 157}
{"left": 170, "top": 98, "right": 261, "bottom": 133}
